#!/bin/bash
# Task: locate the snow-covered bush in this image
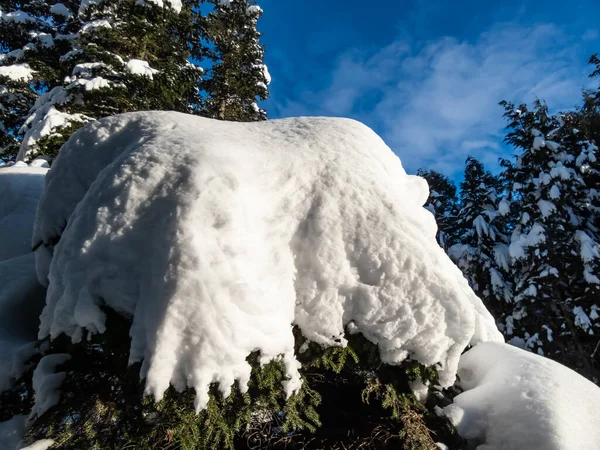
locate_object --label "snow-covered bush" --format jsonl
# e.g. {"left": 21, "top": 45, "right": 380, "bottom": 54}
{"left": 4, "top": 112, "right": 501, "bottom": 449}
{"left": 2, "top": 112, "right": 600, "bottom": 450}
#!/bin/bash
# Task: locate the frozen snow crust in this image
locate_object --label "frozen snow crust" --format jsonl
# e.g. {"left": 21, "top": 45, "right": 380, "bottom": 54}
{"left": 445, "top": 342, "right": 600, "bottom": 450}
{"left": 34, "top": 111, "right": 501, "bottom": 410}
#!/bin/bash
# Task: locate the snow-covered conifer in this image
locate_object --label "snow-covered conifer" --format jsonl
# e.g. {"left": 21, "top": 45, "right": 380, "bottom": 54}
{"left": 448, "top": 157, "right": 512, "bottom": 323}
{"left": 500, "top": 99, "right": 600, "bottom": 381}
{"left": 1, "top": 113, "right": 497, "bottom": 449}
{"left": 0, "top": 1, "right": 58, "bottom": 160}
{"left": 201, "top": 0, "right": 270, "bottom": 121}
{"left": 3, "top": 0, "right": 205, "bottom": 161}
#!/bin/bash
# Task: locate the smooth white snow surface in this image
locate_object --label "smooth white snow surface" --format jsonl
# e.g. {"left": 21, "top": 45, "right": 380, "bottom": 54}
{"left": 0, "top": 163, "right": 48, "bottom": 261}
{"left": 34, "top": 111, "right": 501, "bottom": 410}
{"left": 0, "top": 163, "right": 48, "bottom": 392}
{"left": 445, "top": 342, "right": 600, "bottom": 450}
{"left": 20, "top": 440, "right": 55, "bottom": 450}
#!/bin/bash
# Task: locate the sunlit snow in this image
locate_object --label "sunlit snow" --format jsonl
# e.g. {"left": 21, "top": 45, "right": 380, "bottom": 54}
{"left": 33, "top": 111, "right": 501, "bottom": 411}
{"left": 444, "top": 342, "right": 600, "bottom": 450}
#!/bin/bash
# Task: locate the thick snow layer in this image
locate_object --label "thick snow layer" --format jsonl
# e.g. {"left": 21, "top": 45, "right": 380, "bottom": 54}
{"left": 445, "top": 342, "right": 600, "bottom": 450}
{"left": 125, "top": 59, "right": 159, "bottom": 78}
{"left": 17, "top": 86, "right": 90, "bottom": 160}
{"left": 0, "top": 164, "right": 48, "bottom": 261}
{"left": 34, "top": 111, "right": 501, "bottom": 410}
{"left": 0, "top": 64, "right": 35, "bottom": 81}
{"left": 50, "top": 3, "right": 73, "bottom": 17}
{"left": 20, "top": 440, "right": 55, "bottom": 450}
{"left": 138, "top": 0, "right": 183, "bottom": 12}
{"left": 81, "top": 19, "right": 112, "bottom": 33}
{"left": 537, "top": 199, "right": 556, "bottom": 218}
{"left": 246, "top": 5, "right": 263, "bottom": 16}
{"left": 0, "top": 11, "right": 37, "bottom": 23}
{"left": 30, "top": 354, "right": 71, "bottom": 418}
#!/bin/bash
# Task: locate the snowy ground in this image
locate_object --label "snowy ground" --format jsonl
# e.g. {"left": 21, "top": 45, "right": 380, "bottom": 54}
{"left": 444, "top": 342, "right": 600, "bottom": 450}
{"left": 0, "top": 113, "right": 599, "bottom": 449}
{"left": 0, "top": 162, "right": 48, "bottom": 392}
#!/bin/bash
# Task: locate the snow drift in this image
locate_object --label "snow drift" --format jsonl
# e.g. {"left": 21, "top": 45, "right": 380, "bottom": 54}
{"left": 0, "top": 162, "right": 48, "bottom": 391}
{"left": 33, "top": 111, "right": 501, "bottom": 410}
{"left": 445, "top": 342, "right": 600, "bottom": 450}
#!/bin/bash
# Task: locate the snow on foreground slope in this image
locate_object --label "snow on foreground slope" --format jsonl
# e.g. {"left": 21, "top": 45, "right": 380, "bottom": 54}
{"left": 445, "top": 342, "right": 600, "bottom": 450}
{"left": 0, "top": 162, "right": 48, "bottom": 392}
{"left": 33, "top": 111, "right": 501, "bottom": 410}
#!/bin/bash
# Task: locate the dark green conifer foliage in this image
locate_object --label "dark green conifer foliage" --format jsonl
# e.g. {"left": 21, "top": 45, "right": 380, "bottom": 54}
{"left": 578, "top": 55, "right": 600, "bottom": 243}
{"left": 201, "top": 0, "right": 269, "bottom": 121}
{"left": 0, "top": 0, "right": 59, "bottom": 160}
{"left": 4, "top": 0, "right": 205, "bottom": 160}
{"left": 4, "top": 311, "right": 463, "bottom": 450}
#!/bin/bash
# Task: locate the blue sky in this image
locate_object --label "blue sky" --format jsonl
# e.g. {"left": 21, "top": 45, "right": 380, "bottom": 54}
{"left": 257, "top": 0, "right": 599, "bottom": 178}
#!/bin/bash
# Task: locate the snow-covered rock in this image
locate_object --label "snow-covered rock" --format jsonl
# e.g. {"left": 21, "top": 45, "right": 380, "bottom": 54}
{"left": 445, "top": 342, "right": 600, "bottom": 450}
{"left": 33, "top": 111, "right": 502, "bottom": 411}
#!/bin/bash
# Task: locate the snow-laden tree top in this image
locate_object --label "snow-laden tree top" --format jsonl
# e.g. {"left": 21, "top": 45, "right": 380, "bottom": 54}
{"left": 33, "top": 111, "right": 502, "bottom": 410}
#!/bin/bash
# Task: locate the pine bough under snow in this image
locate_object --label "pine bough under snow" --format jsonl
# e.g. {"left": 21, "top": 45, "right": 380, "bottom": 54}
{"left": 33, "top": 111, "right": 501, "bottom": 411}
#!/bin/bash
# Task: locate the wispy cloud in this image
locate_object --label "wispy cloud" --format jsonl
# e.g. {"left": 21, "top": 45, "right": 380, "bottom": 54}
{"left": 583, "top": 29, "right": 598, "bottom": 41}
{"left": 271, "top": 22, "right": 594, "bottom": 177}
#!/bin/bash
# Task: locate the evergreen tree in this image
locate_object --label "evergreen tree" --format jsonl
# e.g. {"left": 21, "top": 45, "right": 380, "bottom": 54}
{"left": 447, "top": 157, "right": 512, "bottom": 322}
{"left": 578, "top": 54, "right": 600, "bottom": 244}
{"left": 1, "top": 0, "right": 272, "bottom": 161}
{"left": 500, "top": 99, "right": 600, "bottom": 381}
{"left": 416, "top": 169, "right": 458, "bottom": 249}
{"left": 1, "top": 0, "right": 205, "bottom": 161}
{"left": 201, "top": 0, "right": 270, "bottom": 121}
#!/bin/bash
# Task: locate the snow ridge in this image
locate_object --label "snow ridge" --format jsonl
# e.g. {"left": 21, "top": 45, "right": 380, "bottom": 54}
{"left": 33, "top": 112, "right": 501, "bottom": 411}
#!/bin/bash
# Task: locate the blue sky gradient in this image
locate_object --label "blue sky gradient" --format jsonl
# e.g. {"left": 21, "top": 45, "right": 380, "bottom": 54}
{"left": 257, "top": 0, "right": 600, "bottom": 178}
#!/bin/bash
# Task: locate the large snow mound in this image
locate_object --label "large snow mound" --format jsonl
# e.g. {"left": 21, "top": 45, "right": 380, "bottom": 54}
{"left": 445, "top": 342, "right": 600, "bottom": 450}
{"left": 34, "top": 111, "right": 501, "bottom": 410}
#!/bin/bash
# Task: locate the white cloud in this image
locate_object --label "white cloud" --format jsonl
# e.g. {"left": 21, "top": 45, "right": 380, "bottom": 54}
{"left": 376, "top": 23, "right": 590, "bottom": 175}
{"left": 271, "top": 42, "right": 409, "bottom": 118}
{"left": 273, "top": 22, "right": 593, "bottom": 177}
